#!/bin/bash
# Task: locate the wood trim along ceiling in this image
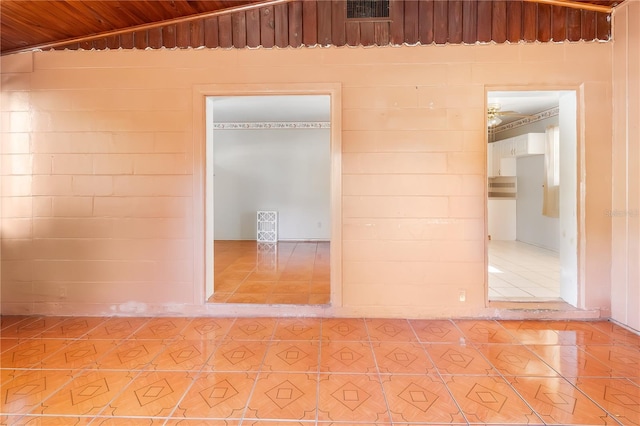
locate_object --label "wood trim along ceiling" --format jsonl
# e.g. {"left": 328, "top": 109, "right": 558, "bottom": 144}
{"left": 0, "top": 0, "right": 622, "bottom": 55}
{"left": 525, "top": 0, "right": 615, "bottom": 13}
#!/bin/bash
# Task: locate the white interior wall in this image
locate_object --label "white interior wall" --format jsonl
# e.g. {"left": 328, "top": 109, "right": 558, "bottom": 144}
{"left": 559, "top": 92, "right": 578, "bottom": 306}
{"left": 213, "top": 128, "right": 331, "bottom": 241}
{"left": 516, "top": 155, "right": 560, "bottom": 251}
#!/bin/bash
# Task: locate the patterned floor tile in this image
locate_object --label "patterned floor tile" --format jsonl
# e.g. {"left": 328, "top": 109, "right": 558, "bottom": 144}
{"left": 245, "top": 372, "right": 317, "bottom": 421}
{"left": 84, "top": 317, "right": 149, "bottom": 340}
{"left": 0, "top": 338, "right": 72, "bottom": 369}
{"left": 9, "top": 416, "right": 93, "bottom": 425}
{"left": 39, "top": 339, "right": 119, "bottom": 370}
{"left": 381, "top": 374, "right": 466, "bottom": 423}
{"left": 572, "top": 377, "right": 640, "bottom": 425}
{"left": 131, "top": 318, "right": 192, "bottom": 340}
{"left": 319, "top": 341, "right": 377, "bottom": 374}
{"left": 0, "top": 315, "right": 33, "bottom": 329}
{"left": 35, "top": 370, "right": 137, "bottom": 416}
{"left": 443, "top": 375, "right": 543, "bottom": 424}
{"left": 39, "top": 317, "right": 107, "bottom": 339}
{"left": 308, "top": 293, "right": 330, "bottom": 304}
{"left": 0, "top": 338, "right": 21, "bottom": 355}
{"left": 95, "top": 339, "right": 167, "bottom": 370}
{"left": 424, "top": 343, "right": 496, "bottom": 375}
{"left": 409, "top": 319, "right": 466, "bottom": 343}
{"left": 498, "top": 321, "right": 562, "bottom": 345}
{"left": 226, "top": 293, "right": 270, "bottom": 304}
{"left": 262, "top": 341, "right": 320, "bottom": 372}
{"left": 0, "top": 369, "right": 75, "bottom": 414}
{"left": 554, "top": 323, "right": 619, "bottom": 346}
{"left": 454, "top": 320, "right": 519, "bottom": 344}
{"left": 273, "top": 318, "right": 322, "bottom": 341}
{"left": 1, "top": 316, "right": 638, "bottom": 425}
{"left": 0, "top": 317, "right": 67, "bottom": 339}
{"left": 266, "top": 293, "right": 310, "bottom": 305}
{"left": 205, "top": 340, "right": 269, "bottom": 372}
{"left": 102, "top": 370, "right": 196, "bottom": 417}
{"left": 321, "top": 319, "right": 368, "bottom": 341}
{"left": 365, "top": 319, "right": 416, "bottom": 342}
{"left": 476, "top": 344, "right": 559, "bottom": 376}
{"left": 177, "top": 318, "right": 234, "bottom": 341}
{"left": 225, "top": 318, "right": 277, "bottom": 341}
{"left": 172, "top": 372, "right": 256, "bottom": 419}
{"left": 90, "top": 417, "right": 166, "bottom": 425}
{"left": 165, "top": 420, "right": 240, "bottom": 426}
{"left": 528, "top": 345, "right": 614, "bottom": 377}
{"left": 243, "top": 422, "right": 311, "bottom": 426}
{"left": 316, "top": 423, "right": 393, "bottom": 426}
{"left": 580, "top": 345, "right": 640, "bottom": 378}
{"left": 509, "top": 376, "right": 620, "bottom": 425}
{"left": 589, "top": 321, "right": 640, "bottom": 348}
{"left": 1, "top": 369, "right": 22, "bottom": 387}
{"left": 318, "top": 374, "right": 389, "bottom": 423}
{"left": 371, "top": 342, "right": 435, "bottom": 374}
{"left": 148, "top": 339, "right": 218, "bottom": 371}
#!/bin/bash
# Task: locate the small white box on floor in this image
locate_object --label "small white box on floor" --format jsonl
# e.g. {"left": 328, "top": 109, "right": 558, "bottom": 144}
{"left": 257, "top": 211, "right": 278, "bottom": 242}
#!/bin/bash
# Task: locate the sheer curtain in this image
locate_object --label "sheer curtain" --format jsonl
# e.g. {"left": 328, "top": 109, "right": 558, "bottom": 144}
{"left": 542, "top": 125, "right": 560, "bottom": 218}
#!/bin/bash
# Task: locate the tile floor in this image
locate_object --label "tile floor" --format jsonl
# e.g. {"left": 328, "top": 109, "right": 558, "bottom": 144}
{"left": 211, "top": 241, "right": 330, "bottom": 305}
{"left": 1, "top": 315, "right": 639, "bottom": 425}
{"left": 489, "top": 240, "right": 561, "bottom": 302}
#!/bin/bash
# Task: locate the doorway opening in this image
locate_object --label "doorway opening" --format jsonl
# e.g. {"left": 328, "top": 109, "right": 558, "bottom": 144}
{"left": 205, "top": 94, "right": 337, "bottom": 306}
{"left": 486, "top": 90, "right": 578, "bottom": 307}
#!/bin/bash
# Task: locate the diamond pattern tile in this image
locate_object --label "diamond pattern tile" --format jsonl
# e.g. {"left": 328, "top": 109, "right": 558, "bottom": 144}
{"left": 509, "top": 376, "right": 619, "bottom": 424}
{"left": 246, "top": 373, "right": 317, "bottom": 421}
{"left": 0, "top": 315, "right": 638, "bottom": 425}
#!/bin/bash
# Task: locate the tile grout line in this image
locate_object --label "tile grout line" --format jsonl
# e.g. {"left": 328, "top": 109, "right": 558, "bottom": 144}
{"left": 160, "top": 316, "right": 238, "bottom": 425}
{"left": 237, "top": 317, "right": 280, "bottom": 425}
{"left": 14, "top": 317, "right": 152, "bottom": 424}
{"left": 86, "top": 317, "right": 195, "bottom": 424}
{"left": 362, "top": 318, "right": 394, "bottom": 425}
{"left": 467, "top": 319, "right": 628, "bottom": 426}
{"left": 411, "top": 319, "right": 471, "bottom": 426}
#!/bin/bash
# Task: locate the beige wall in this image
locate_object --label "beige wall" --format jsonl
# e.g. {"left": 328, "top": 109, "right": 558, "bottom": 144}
{"left": 0, "top": 42, "right": 613, "bottom": 318}
{"left": 612, "top": 2, "right": 640, "bottom": 331}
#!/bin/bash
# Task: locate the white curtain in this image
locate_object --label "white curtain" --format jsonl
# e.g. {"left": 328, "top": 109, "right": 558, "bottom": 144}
{"left": 542, "top": 125, "right": 560, "bottom": 218}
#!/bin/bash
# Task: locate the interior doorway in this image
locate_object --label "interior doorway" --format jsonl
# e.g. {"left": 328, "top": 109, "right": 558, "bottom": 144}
{"left": 205, "top": 95, "right": 333, "bottom": 305}
{"left": 486, "top": 90, "right": 578, "bottom": 306}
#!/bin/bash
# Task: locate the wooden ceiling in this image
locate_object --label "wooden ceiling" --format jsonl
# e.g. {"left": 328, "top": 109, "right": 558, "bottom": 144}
{"left": 0, "top": 0, "right": 623, "bottom": 55}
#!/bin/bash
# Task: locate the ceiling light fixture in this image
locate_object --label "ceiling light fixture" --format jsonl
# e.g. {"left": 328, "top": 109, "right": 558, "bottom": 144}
{"left": 487, "top": 116, "right": 502, "bottom": 127}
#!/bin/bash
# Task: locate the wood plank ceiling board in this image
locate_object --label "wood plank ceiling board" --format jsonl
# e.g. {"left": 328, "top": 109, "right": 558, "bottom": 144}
{"left": 0, "top": 0, "right": 623, "bottom": 55}
{"left": 0, "top": 0, "right": 261, "bottom": 53}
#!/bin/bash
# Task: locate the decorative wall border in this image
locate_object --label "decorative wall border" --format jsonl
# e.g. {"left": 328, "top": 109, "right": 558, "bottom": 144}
{"left": 213, "top": 121, "right": 331, "bottom": 130}
{"left": 490, "top": 107, "right": 559, "bottom": 135}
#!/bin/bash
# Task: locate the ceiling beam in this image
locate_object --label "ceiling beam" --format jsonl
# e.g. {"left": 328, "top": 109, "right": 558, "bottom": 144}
{"left": 523, "top": 0, "right": 614, "bottom": 13}
{"left": 2, "top": 0, "right": 292, "bottom": 56}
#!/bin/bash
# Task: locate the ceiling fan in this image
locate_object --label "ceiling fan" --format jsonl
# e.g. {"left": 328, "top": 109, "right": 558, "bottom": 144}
{"left": 487, "top": 103, "right": 533, "bottom": 127}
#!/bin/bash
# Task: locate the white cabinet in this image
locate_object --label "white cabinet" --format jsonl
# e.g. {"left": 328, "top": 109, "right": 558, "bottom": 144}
{"left": 495, "top": 133, "right": 545, "bottom": 157}
{"left": 488, "top": 142, "right": 506, "bottom": 176}
{"left": 488, "top": 133, "right": 545, "bottom": 177}
{"left": 488, "top": 199, "right": 516, "bottom": 240}
{"left": 500, "top": 157, "right": 517, "bottom": 176}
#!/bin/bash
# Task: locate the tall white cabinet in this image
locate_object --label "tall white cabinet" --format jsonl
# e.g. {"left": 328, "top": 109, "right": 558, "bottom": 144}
{"left": 487, "top": 133, "right": 545, "bottom": 241}
{"left": 488, "top": 133, "right": 545, "bottom": 177}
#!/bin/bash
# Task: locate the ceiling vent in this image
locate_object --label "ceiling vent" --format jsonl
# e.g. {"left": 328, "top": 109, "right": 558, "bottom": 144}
{"left": 347, "top": 0, "right": 390, "bottom": 19}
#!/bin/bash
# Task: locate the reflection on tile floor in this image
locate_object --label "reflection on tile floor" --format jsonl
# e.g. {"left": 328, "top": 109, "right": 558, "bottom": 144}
{"left": 211, "top": 241, "right": 330, "bottom": 305}
{"left": 489, "top": 240, "right": 561, "bottom": 301}
{"left": 1, "top": 316, "right": 639, "bottom": 425}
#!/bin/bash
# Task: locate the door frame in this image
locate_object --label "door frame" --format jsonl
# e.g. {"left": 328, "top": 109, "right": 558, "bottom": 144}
{"left": 191, "top": 83, "right": 343, "bottom": 307}
{"left": 484, "top": 85, "right": 584, "bottom": 310}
